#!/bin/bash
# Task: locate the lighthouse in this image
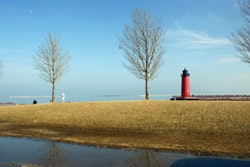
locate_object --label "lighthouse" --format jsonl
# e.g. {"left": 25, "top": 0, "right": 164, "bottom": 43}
{"left": 171, "top": 68, "right": 198, "bottom": 100}
{"left": 181, "top": 68, "right": 190, "bottom": 98}
{"left": 174, "top": 68, "right": 197, "bottom": 100}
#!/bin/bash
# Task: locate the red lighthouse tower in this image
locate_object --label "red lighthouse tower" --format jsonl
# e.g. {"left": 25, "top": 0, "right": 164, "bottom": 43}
{"left": 181, "top": 68, "right": 190, "bottom": 98}
{"left": 172, "top": 68, "right": 197, "bottom": 100}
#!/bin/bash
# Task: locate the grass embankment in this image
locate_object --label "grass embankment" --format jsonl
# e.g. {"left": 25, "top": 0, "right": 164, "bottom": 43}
{"left": 0, "top": 101, "right": 249, "bottom": 158}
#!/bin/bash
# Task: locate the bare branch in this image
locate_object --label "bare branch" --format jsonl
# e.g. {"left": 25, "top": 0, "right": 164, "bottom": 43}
{"left": 239, "top": 0, "right": 250, "bottom": 23}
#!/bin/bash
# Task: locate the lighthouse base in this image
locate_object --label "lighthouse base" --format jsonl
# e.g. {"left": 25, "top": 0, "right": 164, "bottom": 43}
{"left": 171, "top": 96, "right": 199, "bottom": 100}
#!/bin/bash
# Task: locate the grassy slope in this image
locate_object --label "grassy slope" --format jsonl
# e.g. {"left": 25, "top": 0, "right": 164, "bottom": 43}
{"left": 0, "top": 100, "right": 249, "bottom": 158}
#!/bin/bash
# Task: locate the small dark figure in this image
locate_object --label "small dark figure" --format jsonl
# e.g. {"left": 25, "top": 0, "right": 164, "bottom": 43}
{"left": 33, "top": 99, "right": 37, "bottom": 104}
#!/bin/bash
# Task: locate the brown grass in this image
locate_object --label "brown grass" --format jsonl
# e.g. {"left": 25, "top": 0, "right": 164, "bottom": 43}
{"left": 0, "top": 100, "right": 249, "bottom": 158}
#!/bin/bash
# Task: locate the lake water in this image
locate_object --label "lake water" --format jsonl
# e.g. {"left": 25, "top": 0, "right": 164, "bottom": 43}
{"left": 0, "top": 137, "right": 249, "bottom": 167}
{"left": 0, "top": 94, "right": 174, "bottom": 105}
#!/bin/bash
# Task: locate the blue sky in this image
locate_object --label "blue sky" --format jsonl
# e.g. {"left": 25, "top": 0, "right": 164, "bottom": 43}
{"left": 0, "top": 0, "right": 249, "bottom": 98}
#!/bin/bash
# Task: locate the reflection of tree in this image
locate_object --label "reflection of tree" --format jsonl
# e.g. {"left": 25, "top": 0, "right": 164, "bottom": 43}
{"left": 36, "top": 141, "right": 67, "bottom": 167}
{"left": 127, "top": 150, "right": 162, "bottom": 167}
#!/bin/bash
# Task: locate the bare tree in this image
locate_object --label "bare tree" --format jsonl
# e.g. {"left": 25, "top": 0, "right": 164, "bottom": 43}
{"left": 34, "top": 32, "right": 70, "bottom": 103}
{"left": 229, "top": 0, "right": 250, "bottom": 65}
{"left": 119, "top": 9, "right": 166, "bottom": 100}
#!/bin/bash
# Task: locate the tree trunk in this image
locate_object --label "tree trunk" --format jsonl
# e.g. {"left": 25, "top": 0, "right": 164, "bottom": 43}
{"left": 145, "top": 78, "right": 149, "bottom": 100}
{"left": 51, "top": 82, "right": 55, "bottom": 103}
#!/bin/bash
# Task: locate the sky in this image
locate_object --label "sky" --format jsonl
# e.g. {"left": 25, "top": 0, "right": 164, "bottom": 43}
{"left": 0, "top": 0, "right": 249, "bottom": 98}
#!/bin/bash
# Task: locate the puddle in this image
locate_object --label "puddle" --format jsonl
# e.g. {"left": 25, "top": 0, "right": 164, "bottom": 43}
{"left": 0, "top": 137, "right": 249, "bottom": 167}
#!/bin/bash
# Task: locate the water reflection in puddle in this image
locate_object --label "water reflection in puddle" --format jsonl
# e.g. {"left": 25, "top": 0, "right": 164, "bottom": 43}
{"left": 0, "top": 137, "right": 249, "bottom": 167}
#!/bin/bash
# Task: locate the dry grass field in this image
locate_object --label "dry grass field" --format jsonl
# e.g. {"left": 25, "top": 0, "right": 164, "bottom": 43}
{"left": 0, "top": 100, "right": 249, "bottom": 158}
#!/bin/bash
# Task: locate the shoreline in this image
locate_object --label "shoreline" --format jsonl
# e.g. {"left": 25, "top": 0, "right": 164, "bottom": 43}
{"left": 0, "top": 100, "right": 249, "bottom": 159}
